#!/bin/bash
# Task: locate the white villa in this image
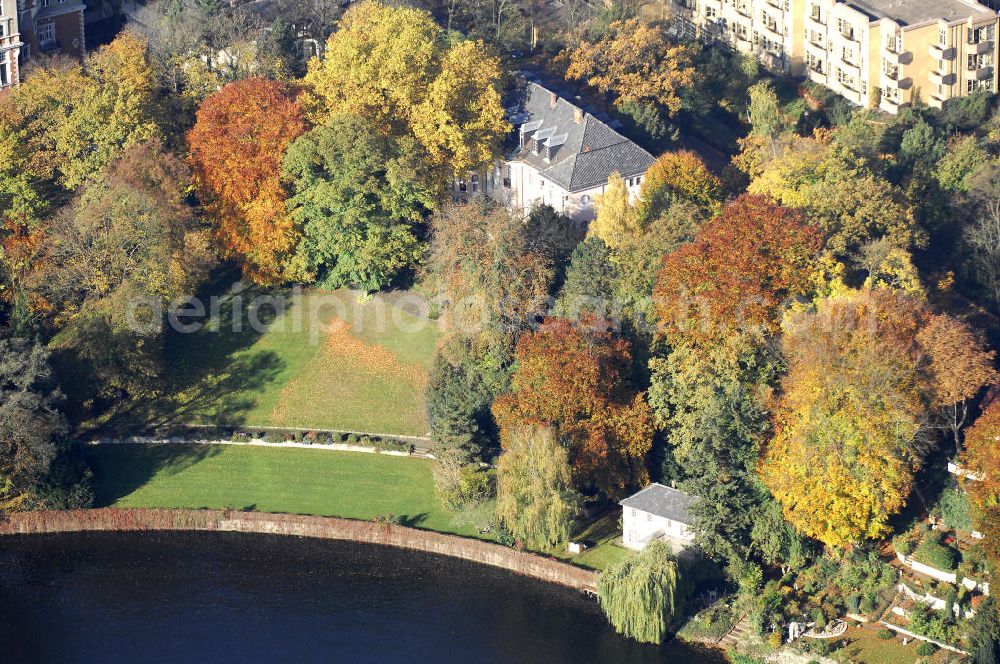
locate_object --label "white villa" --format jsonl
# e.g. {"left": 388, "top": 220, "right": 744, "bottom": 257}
{"left": 454, "top": 81, "right": 656, "bottom": 222}
{"left": 620, "top": 483, "right": 698, "bottom": 552}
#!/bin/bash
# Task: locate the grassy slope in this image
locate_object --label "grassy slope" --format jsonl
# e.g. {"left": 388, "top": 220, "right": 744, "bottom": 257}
{"left": 87, "top": 444, "right": 480, "bottom": 538}
{"left": 163, "top": 289, "right": 437, "bottom": 436}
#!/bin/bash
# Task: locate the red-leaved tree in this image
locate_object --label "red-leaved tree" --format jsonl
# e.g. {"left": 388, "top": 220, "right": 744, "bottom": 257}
{"left": 492, "top": 316, "right": 653, "bottom": 497}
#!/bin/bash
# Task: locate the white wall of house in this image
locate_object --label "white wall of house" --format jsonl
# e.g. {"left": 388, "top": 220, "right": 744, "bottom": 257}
{"left": 622, "top": 507, "right": 694, "bottom": 551}
{"left": 505, "top": 161, "right": 644, "bottom": 223}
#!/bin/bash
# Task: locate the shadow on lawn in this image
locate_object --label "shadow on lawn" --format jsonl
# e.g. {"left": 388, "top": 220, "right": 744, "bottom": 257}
{"left": 87, "top": 443, "right": 222, "bottom": 506}
{"left": 79, "top": 267, "right": 293, "bottom": 437}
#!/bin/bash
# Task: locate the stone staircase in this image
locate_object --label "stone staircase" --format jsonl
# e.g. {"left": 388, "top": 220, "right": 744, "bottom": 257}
{"left": 716, "top": 613, "right": 751, "bottom": 649}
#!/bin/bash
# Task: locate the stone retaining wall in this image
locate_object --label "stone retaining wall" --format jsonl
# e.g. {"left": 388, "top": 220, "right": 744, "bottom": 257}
{"left": 0, "top": 509, "right": 597, "bottom": 592}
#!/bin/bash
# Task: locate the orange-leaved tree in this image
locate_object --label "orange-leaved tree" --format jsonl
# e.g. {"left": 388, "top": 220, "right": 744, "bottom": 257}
{"left": 188, "top": 77, "right": 306, "bottom": 284}
{"left": 492, "top": 316, "right": 653, "bottom": 498}
{"left": 653, "top": 194, "right": 823, "bottom": 359}
{"left": 961, "top": 399, "right": 1000, "bottom": 565}
{"left": 916, "top": 314, "right": 997, "bottom": 453}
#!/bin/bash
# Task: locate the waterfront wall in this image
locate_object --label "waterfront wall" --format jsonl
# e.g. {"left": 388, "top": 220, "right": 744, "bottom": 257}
{"left": 0, "top": 509, "right": 597, "bottom": 592}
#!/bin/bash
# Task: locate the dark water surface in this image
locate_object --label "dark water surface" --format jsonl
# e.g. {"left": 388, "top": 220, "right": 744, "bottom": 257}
{"left": 0, "top": 532, "right": 725, "bottom": 664}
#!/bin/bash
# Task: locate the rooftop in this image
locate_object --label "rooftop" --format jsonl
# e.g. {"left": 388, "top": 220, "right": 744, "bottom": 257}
{"left": 620, "top": 483, "right": 697, "bottom": 525}
{"left": 848, "top": 0, "right": 994, "bottom": 26}
{"left": 506, "top": 81, "right": 655, "bottom": 194}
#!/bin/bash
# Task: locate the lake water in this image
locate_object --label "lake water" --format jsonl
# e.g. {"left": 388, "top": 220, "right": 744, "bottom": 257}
{"left": 0, "top": 532, "right": 725, "bottom": 663}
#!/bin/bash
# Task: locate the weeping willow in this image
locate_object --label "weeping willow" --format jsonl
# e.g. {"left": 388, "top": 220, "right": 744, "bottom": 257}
{"left": 597, "top": 540, "right": 679, "bottom": 644}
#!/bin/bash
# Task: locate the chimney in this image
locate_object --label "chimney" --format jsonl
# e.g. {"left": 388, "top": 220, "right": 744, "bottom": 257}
{"left": 549, "top": 92, "right": 558, "bottom": 109}
{"left": 573, "top": 107, "right": 584, "bottom": 124}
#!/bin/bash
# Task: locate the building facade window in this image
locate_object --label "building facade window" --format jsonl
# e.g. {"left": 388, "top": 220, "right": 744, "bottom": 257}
{"left": 968, "top": 52, "right": 993, "bottom": 70}
{"left": 971, "top": 24, "right": 995, "bottom": 44}
{"left": 37, "top": 21, "right": 55, "bottom": 46}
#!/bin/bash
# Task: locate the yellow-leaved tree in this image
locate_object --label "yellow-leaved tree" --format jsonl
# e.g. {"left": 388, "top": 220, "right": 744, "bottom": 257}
{"left": 303, "top": 1, "right": 508, "bottom": 176}
{"left": 761, "top": 288, "right": 928, "bottom": 548}
{"left": 746, "top": 132, "right": 918, "bottom": 259}
{"left": 588, "top": 173, "right": 641, "bottom": 250}
{"left": 762, "top": 287, "right": 995, "bottom": 548}
{"left": 564, "top": 18, "right": 696, "bottom": 118}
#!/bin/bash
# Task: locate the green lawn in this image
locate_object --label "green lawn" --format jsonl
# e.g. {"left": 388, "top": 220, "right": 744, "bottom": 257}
{"left": 86, "top": 443, "right": 480, "bottom": 538}
{"left": 98, "top": 283, "right": 438, "bottom": 437}
{"left": 831, "top": 625, "right": 953, "bottom": 664}
{"left": 86, "top": 443, "right": 632, "bottom": 570}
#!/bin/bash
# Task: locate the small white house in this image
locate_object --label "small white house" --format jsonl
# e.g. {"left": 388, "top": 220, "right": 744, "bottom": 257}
{"left": 453, "top": 81, "right": 653, "bottom": 222}
{"left": 620, "top": 483, "right": 697, "bottom": 551}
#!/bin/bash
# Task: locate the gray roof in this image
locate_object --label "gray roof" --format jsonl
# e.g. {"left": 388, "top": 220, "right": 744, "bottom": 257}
{"left": 848, "top": 0, "right": 993, "bottom": 26}
{"left": 508, "top": 82, "right": 655, "bottom": 194}
{"left": 620, "top": 483, "right": 697, "bottom": 524}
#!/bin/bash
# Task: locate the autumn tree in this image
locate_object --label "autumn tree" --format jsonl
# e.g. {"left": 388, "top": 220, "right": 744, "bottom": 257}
{"left": 565, "top": 18, "right": 696, "bottom": 120}
{"left": 303, "top": 1, "right": 508, "bottom": 176}
{"left": 961, "top": 400, "right": 1000, "bottom": 565}
{"left": 32, "top": 140, "right": 214, "bottom": 404}
{"left": 495, "top": 426, "right": 579, "bottom": 549}
{"left": 637, "top": 150, "right": 722, "bottom": 223}
{"left": 282, "top": 115, "right": 436, "bottom": 291}
{"left": 653, "top": 195, "right": 823, "bottom": 356}
{"left": 188, "top": 77, "right": 306, "bottom": 284}
{"left": 426, "top": 201, "right": 554, "bottom": 349}
{"left": 648, "top": 195, "right": 822, "bottom": 561}
{"left": 0, "top": 32, "right": 159, "bottom": 200}
{"left": 588, "top": 173, "right": 640, "bottom": 250}
{"left": 747, "top": 132, "right": 918, "bottom": 261}
{"left": 761, "top": 288, "right": 978, "bottom": 548}
{"left": 916, "top": 314, "right": 996, "bottom": 453}
{"left": 492, "top": 317, "right": 654, "bottom": 497}
{"left": 59, "top": 32, "right": 161, "bottom": 188}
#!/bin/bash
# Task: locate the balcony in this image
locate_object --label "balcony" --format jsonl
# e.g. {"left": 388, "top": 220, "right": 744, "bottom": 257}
{"left": 973, "top": 65, "right": 994, "bottom": 80}
{"left": 807, "top": 68, "right": 827, "bottom": 85}
{"left": 882, "top": 49, "right": 910, "bottom": 65}
{"left": 929, "top": 70, "right": 956, "bottom": 85}
{"left": 805, "top": 40, "right": 826, "bottom": 59}
{"left": 929, "top": 43, "right": 956, "bottom": 60}
{"left": 837, "top": 57, "right": 862, "bottom": 76}
{"left": 761, "top": 21, "right": 782, "bottom": 40}
{"left": 971, "top": 40, "right": 994, "bottom": 55}
{"left": 929, "top": 92, "right": 948, "bottom": 109}
{"left": 807, "top": 11, "right": 825, "bottom": 27}
{"left": 879, "top": 96, "right": 901, "bottom": 114}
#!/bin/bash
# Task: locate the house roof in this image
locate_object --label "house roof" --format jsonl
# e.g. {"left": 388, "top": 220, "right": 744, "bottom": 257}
{"left": 507, "top": 81, "right": 655, "bottom": 194}
{"left": 620, "top": 483, "right": 697, "bottom": 525}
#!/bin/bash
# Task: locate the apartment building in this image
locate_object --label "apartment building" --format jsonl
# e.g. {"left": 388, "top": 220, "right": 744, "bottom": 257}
{"left": 0, "top": 0, "right": 22, "bottom": 90}
{"left": 655, "top": 0, "right": 1000, "bottom": 113}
